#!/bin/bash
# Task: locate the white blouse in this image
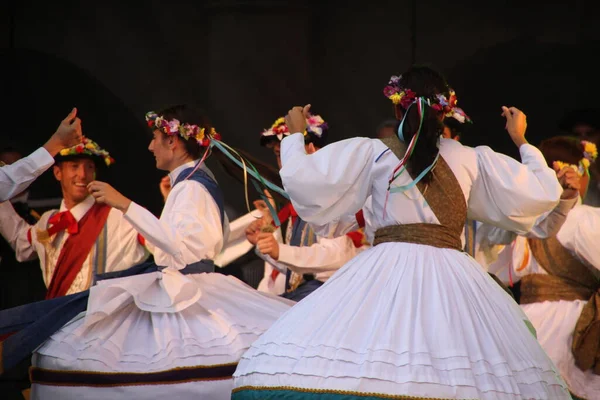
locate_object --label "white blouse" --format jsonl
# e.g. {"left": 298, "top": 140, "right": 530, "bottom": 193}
{"left": 279, "top": 133, "right": 562, "bottom": 239}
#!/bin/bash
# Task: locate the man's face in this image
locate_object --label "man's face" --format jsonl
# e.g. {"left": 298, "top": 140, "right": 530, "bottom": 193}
{"left": 148, "top": 129, "right": 174, "bottom": 171}
{"left": 53, "top": 158, "right": 96, "bottom": 205}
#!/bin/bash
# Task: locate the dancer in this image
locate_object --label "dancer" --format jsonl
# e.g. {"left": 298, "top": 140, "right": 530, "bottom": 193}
{"left": 483, "top": 136, "right": 599, "bottom": 399}
{"left": 232, "top": 66, "right": 570, "bottom": 399}
{"left": 0, "top": 137, "right": 147, "bottom": 298}
{"left": 22, "top": 105, "right": 292, "bottom": 400}
{"left": 247, "top": 115, "right": 367, "bottom": 301}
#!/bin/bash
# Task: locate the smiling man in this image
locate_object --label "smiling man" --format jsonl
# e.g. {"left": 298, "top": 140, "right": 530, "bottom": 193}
{"left": 0, "top": 138, "right": 148, "bottom": 298}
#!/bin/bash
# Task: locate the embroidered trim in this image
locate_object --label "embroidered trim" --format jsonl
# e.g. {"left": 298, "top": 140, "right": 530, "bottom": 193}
{"left": 30, "top": 363, "right": 237, "bottom": 388}
{"left": 232, "top": 386, "right": 477, "bottom": 400}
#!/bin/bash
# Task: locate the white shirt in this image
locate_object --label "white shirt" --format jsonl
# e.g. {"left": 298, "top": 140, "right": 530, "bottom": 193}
{"left": 257, "top": 217, "right": 364, "bottom": 284}
{"left": 471, "top": 195, "right": 578, "bottom": 271}
{"left": 124, "top": 160, "right": 224, "bottom": 269}
{"left": 0, "top": 147, "right": 54, "bottom": 202}
{"left": 279, "top": 133, "right": 562, "bottom": 241}
{"left": 0, "top": 195, "right": 148, "bottom": 295}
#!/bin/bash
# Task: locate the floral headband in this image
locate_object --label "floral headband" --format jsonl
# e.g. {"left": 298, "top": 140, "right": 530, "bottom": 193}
{"left": 554, "top": 140, "right": 598, "bottom": 176}
{"left": 58, "top": 137, "right": 115, "bottom": 166}
{"left": 260, "top": 114, "right": 329, "bottom": 143}
{"left": 383, "top": 75, "right": 472, "bottom": 123}
{"left": 145, "top": 111, "right": 221, "bottom": 147}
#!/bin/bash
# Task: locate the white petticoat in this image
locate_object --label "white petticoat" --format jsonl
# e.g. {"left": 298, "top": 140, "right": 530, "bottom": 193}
{"left": 31, "top": 269, "right": 293, "bottom": 400}
{"left": 233, "top": 243, "right": 571, "bottom": 400}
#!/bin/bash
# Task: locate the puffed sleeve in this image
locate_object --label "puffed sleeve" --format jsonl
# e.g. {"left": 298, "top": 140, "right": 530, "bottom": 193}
{"left": 467, "top": 144, "right": 562, "bottom": 234}
{"left": 279, "top": 133, "right": 376, "bottom": 226}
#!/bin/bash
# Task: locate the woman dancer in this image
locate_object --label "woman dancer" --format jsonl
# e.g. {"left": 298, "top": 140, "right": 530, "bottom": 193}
{"left": 232, "top": 66, "right": 570, "bottom": 399}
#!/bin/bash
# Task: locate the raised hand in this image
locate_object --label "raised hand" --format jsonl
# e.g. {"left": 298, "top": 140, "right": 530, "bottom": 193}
{"left": 285, "top": 104, "right": 311, "bottom": 135}
{"left": 501, "top": 106, "right": 528, "bottom": 148}
{"left": 44, "top": 108, "right": 83, "bottom": 155}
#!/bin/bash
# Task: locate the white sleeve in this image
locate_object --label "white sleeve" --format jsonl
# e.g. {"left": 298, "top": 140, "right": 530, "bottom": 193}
{"left": 123, "top": 180, "right": 223, "bottom": 268}
{"left": 214, "top": 211, "right": 261, "bottom": 267}
{"left": 309, "top": 212, "right": 361, "bottom": 238}
{"left": 478, "top": 196, "right": 578, "bottom": 246}
{"left": 272, "top": 235, "right": 359, "bottom": 274}
{"left": 0, "top": 148, "right": 54, "bottom": 202}
{"left": 0, "top": 201, "right": 38, "bottom": 261}
{"left": 279, "top": 133, "right": 376, "bottom": 226}
{"left": 556, "top": 205, "right": 600, "bottom": 270}
{"left": 467, "top": 144, "right": 562, "bottom": 234}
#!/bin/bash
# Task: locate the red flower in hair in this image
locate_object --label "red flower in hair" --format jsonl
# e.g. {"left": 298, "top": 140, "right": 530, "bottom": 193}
{"left": 147, "top": 120, "right": 154, "bottom": 127}
{"left": 75, "top": 145, "right": 84, "bottom": 153}
{"left": 400, "top": 89, "right": 416, "bottom": 109}
{"left": 201, "top": 138, "right": 210, "bottom": 147}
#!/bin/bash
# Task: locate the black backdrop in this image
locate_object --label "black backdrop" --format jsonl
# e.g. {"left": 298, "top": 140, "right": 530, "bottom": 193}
{"left": 2, "top": 0, "right": 599, "bottom": 216}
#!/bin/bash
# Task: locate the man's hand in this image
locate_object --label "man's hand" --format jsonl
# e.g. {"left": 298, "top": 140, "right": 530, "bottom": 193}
{"left": 87, "top": 180, "right": 131, "bottom": 213}
{"left": 256, "top": 232, "right": 280, "bottom": 260}
{"left": 44, "top": 108, "right": 83, "bottom": 156}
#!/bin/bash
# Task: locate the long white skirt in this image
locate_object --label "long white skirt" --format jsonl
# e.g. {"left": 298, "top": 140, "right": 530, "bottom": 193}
{"left": 522, "top": 300, "right": 600, "bottom": 399}
{"left": 233, "top": 243, "right": 570, "bottom": 400}
{"left": 31, "top": 270, "right": 293, "bottom": 400}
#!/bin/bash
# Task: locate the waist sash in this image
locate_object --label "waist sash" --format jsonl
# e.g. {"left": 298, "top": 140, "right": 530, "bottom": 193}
{"left": 374, "top": 223, "right": 462, "bottom": 250}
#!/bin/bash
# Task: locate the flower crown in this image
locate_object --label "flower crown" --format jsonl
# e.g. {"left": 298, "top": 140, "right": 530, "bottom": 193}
{"left": 260, "top": 114, "right": 328, "bottom": 142}
{"left": 145, "top": 111, "right": 221, "bottom": 147}
{"left": 58, "top": 137, "right": 115, "bottom": 166}
{"left": 383, "top": 75, "right": 471, "bottom": 123}
{"left": 554, "top": 140, "right": 598, "bottom": 176}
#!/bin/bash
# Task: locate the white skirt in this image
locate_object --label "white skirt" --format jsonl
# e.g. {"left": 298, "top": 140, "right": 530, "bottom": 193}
{"left": 522, "top": 300, "right": 600, "bottom": 399}
{"left": 31, "top": 269, "right": 293, "bottom": 400}
{"left": 233, "top": 242, "right": 571, "bottom": 400}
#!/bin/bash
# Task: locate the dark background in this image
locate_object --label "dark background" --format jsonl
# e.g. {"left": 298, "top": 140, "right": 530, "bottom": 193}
{"left": 1, "top": 0, "right": 599, "bottom": 217}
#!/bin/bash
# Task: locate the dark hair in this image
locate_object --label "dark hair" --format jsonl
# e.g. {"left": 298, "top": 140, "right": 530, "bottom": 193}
{"left": 154, "top": 104, "right": 213, "bottom": 160}
{"left": 396, "top": 66, "right": 449, "bottom": 184}
{"left": 305, "top": 115, "right": 329, "bottom": 148}
{"left": 443, "top": 117, "right": 463, "bottom": 139}
{"left": 538, "top": 136, "right": 584, "bottom": 167}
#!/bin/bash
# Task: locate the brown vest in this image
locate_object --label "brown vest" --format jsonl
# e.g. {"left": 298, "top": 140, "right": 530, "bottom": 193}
{"left": 374, "top": 136, "right": 465, "bottom": 250}
{"left": 523, "top": 236, "right": 600, "bottom": 374}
